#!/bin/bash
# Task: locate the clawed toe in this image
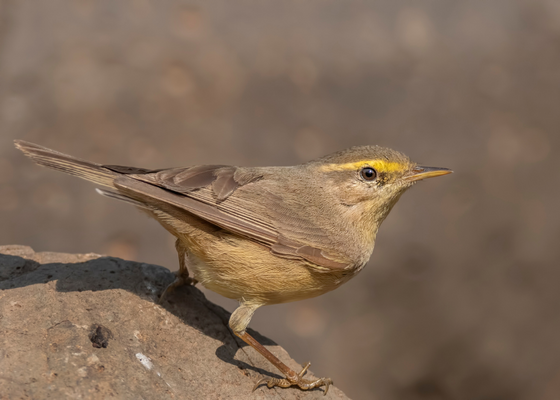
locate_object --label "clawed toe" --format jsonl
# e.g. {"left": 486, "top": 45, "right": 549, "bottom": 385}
{"left": 158, "top": 274, "right": 197, "bottom": 304}
{"left": 252, "top": 362, "right": 332, "bottom": 395}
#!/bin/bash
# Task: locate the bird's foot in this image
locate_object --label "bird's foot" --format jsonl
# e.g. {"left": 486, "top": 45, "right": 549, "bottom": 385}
{"left": 158, "top": 273, "right": 198, "bottom": 304}
{"left": 253, "top": 362, "right": 332, "bottom": 395}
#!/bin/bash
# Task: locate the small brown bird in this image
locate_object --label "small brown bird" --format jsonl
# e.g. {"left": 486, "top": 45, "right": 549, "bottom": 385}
{"left": 15, "top": 140, "right": 451, "bottom": 394}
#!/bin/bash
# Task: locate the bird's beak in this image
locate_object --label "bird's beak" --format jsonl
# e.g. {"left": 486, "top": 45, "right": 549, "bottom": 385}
{"left": 404, "top": 166, "right": 453, "bottom": 182}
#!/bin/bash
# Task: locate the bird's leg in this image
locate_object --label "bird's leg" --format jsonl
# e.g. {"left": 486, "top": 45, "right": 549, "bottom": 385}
{"left": 159, "top": 238, "right": 197, "bottom": 304}
{"left": 229, "top": 305, "right": 332, "bottom": 395}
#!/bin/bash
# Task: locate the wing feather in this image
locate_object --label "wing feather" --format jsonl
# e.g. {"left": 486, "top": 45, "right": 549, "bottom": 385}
{"left": 114, "top": 176, "right": 279, "bottom": 244}
{"left": 112, "top": 165, "right": 350, "bottom": 271}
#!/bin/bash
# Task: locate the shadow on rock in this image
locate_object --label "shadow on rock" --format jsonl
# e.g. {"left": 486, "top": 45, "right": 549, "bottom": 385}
{"left": 0, "top": 249, "right": 278, "bottom": 378}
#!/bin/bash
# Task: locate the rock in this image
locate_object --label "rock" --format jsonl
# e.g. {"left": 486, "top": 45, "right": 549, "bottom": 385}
{"left": 0, "top": 245, "right": 349, "bottom": 400}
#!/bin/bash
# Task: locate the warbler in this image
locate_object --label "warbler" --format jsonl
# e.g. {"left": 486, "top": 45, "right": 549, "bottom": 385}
{"left": 15, "top": 140, "right": 451, "bottom": 394}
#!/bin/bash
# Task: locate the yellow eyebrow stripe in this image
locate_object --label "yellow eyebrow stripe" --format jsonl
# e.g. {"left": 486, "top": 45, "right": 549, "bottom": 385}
{"left": 319, "top": 160, "right": 407, "bottom": 173}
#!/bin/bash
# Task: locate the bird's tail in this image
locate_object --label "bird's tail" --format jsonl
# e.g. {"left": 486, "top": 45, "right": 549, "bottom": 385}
{"left": 14, "top": 140, "right": 118, "bottom": 188}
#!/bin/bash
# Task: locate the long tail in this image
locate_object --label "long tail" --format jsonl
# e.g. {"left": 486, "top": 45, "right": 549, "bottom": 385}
{"left": 14, "top": 140, "right": 118, "bottom": 188}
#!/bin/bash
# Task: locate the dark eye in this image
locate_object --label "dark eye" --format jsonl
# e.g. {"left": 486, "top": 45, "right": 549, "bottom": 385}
{"left": 360, "top": 167, "right": 377, "bottom": 181}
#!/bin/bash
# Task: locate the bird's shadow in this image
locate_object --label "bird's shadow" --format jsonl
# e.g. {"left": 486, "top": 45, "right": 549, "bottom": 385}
{"left": 0, "top": 252, "right": 283, "bottom": 381}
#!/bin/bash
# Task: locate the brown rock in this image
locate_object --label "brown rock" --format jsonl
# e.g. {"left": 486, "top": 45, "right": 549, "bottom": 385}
{"left": 0, "top": 245, "right": 349, "bottom": 400}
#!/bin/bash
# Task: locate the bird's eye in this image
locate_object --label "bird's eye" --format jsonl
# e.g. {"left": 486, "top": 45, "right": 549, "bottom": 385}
{"left": 360, "top": 167, "right": 377, "bottom": 181}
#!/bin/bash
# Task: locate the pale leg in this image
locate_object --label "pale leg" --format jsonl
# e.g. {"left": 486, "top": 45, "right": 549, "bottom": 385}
{"left": 229, "top": 304, "right": 332, "bottom": 395}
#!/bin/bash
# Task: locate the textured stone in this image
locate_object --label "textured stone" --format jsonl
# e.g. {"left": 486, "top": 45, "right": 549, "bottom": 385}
{"left": 0, "top": 245, "right": 349, "bottom": 400}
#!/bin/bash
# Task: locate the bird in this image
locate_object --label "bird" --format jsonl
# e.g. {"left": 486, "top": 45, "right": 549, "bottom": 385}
{"left": 14, "top": 140, "right": 451, "bottom": 394}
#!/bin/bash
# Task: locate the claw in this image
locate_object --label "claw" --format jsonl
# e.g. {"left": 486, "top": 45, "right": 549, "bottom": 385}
{"left": 158, "top": 273, "right": 197, "bottom": 304}
{"left": 252, "top": 363, "right": 332, "bottom": 395}
{"left": 323, "top": 378, "right": 332, "bottom": 395}
{"left": 252, "top": 377, "right": 269, "bottom": 392}
{"left": 299, "top": 362, "right": 311, "bottom": 377}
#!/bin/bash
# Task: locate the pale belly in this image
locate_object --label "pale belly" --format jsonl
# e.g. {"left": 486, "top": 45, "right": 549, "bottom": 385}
{"left": 149, "top": 208, "right": 358, "bottom": 306}
{"left": 185, "top": 234, "right": 356, "bottom": 306}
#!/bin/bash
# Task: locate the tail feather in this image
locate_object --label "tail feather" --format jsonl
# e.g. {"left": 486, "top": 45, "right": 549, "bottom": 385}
{"left": 95, "top": 188, "right": 150, "bottom": 209}
{"left": 14, "top": 140, "right": 117, "bottom": 188}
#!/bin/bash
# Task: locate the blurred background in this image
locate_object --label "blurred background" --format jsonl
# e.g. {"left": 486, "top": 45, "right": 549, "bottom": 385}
{"left": 1, "top": 1, "right": 559, "bottom": 399}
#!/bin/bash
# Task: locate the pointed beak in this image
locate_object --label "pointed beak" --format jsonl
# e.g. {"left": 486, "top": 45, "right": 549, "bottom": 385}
{"left": 404, "top": 166, "right": 453, "bottom": 182}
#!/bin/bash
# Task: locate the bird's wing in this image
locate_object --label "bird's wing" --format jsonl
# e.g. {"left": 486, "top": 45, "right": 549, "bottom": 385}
{"left": 107, "top": 165, "right": 350, "bottom": 271}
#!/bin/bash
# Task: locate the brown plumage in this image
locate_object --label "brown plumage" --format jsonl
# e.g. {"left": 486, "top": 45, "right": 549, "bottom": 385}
{"left": 14, "top": 140, "right": 451, "bottom": 394}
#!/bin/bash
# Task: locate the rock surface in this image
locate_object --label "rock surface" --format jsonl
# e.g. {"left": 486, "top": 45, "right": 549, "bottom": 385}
{"left": 0, "top": 245, "right": 349, "bottom": 400}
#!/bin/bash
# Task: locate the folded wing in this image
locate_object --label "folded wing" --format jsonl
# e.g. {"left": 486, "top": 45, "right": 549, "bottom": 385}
{"left": 111, "top": 165, "right": 350, "bottom": 271}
